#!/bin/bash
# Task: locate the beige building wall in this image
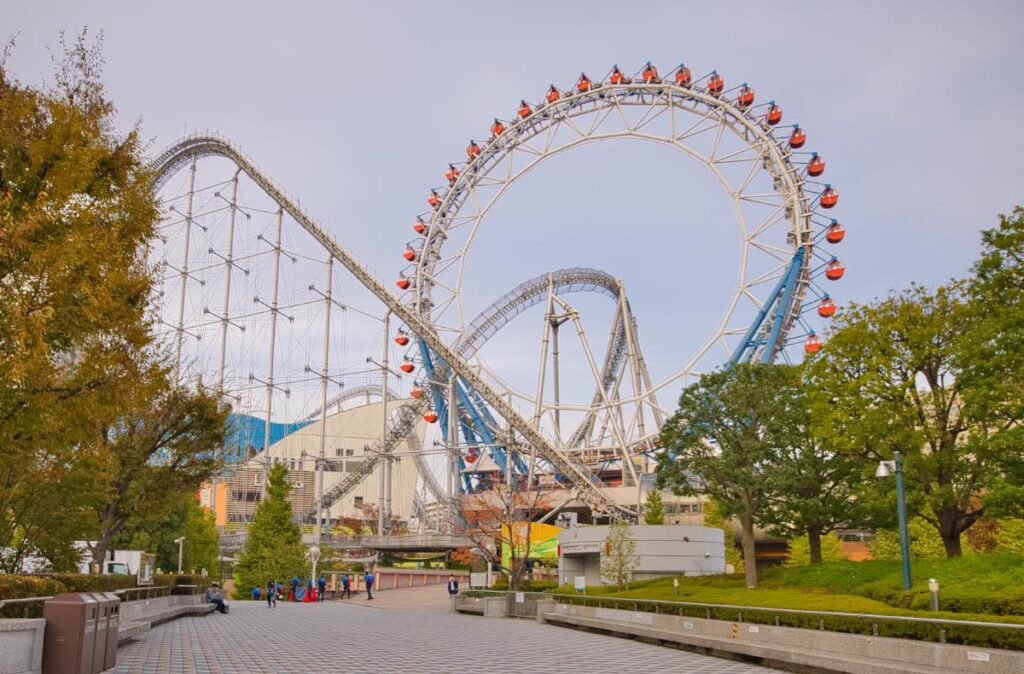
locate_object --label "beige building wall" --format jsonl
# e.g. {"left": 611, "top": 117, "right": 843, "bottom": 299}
{"left": 251, "top": 398, "right": 427, "bottom": 526}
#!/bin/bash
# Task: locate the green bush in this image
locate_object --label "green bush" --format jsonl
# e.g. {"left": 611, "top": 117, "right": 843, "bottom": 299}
{"left": 492, "top": 578, "right": 559, "bottom": 592}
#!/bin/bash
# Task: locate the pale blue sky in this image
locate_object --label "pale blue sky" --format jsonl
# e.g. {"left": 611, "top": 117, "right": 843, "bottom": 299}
{"left": 7, "top": 0, "right": 1024, "bottom": 414}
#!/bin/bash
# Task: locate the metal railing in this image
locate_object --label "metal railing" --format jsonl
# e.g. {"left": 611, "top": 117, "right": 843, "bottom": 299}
{"left": 465, "top": 590, "right": 1024, "bottom": 646}
{"left": 0, "top": 596, "right": 54, "bottom": 619}
{"left": 113, "top": 586, "right": 171, "bottom": 601}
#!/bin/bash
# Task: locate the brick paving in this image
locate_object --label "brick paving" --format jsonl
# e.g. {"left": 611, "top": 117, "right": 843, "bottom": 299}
{"left": 112, "top": 590, "right": 770, "bottom": 673}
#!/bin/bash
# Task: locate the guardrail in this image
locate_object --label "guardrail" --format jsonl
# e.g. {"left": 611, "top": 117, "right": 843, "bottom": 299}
{"left": 464, "top": 590, "right": 1024, "bottom": 648}
{"left": 0, "top": 596, "right": 54, "bottom": 619}
{"left": 113, "top": 586, "right": 171, "bottom": 601}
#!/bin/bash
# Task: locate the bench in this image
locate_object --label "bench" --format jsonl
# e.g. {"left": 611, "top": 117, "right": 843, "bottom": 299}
{"left": 117, "top": 602, "right": 216, "bottom": 644}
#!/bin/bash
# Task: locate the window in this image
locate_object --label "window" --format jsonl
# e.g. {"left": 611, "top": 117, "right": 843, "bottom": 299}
{"left": 335, "top": 448, "right": 343, "bottom": 457}
{"left": 354, "top": 496, "right": 364, "bottom": 508}
{"left": 346, "top": 449, "right": 355, "bottom": 457}
{"left": 232, "top": 490, "right": 262, "bottom": 503}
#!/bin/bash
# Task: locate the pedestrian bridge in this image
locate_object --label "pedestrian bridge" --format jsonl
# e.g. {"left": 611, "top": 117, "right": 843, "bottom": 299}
{"left": 219, "top": 531, "right": 473, "bottom": 553}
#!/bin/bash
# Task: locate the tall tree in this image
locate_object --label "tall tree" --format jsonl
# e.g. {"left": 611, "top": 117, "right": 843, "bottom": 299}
{"left": 657, "top": 363, "right": 799, "bottom": 588}
{"left": 761, "top": 366, "right": 871, "bottom": 564}
{"left": 233, "top": 463, "right": 308, "bottom": 597}
{"left": 811, "top": 284, "right": 1009, "bottom": 557}
{"left": 961, "top": 206, "right": 1024, "bottom": 518}
{"left": 601, "top": 520, "right": 639, "bottom": 590}
{"left": 0, "top": 31, "right": 161, "bottom": 568}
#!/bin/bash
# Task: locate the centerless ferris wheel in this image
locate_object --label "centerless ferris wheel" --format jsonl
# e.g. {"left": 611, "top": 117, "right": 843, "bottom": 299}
{"left": 393, "top": 61, "right": 846, "bottom": 491}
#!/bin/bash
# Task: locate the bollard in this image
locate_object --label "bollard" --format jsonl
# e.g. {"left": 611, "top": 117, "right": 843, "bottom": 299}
{"left": 928, "top": 578, "right": 940, "bottom": 611}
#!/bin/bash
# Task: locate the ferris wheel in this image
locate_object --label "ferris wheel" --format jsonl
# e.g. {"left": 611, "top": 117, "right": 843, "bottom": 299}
{"left": 392, "top": 61, "right": 846, "bottom": 473}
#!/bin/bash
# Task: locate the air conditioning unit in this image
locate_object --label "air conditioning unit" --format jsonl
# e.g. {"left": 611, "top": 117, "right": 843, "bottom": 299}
{"left": 254, "top": 474, "right": 265, "bottom": 487}
{"left": 294, "top": 482, "right": 304, "bottom": 489}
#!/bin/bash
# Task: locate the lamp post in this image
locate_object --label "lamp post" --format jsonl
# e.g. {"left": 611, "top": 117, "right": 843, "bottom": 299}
{"left": 174, "top": 537, "right": 186, "bottom": 574}
{"left": 875, "top": 452, "right": 911, "bottom": 591}
{"left": 309, "top": 545, "right": 321, "bottom": 591}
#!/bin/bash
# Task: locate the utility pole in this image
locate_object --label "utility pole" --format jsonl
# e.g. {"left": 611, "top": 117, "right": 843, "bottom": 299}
{"left": 447, "top": 372, "right": 458, "bottom": 533}
{"left": 377, "top": 312, "right": 390, "bottom": 536}
{"left": 316, "top": 254, "right": 333, "bottom": 538}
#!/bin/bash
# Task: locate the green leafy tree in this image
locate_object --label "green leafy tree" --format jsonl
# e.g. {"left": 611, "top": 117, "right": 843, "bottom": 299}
{"left": 783, "top": 532, "right": 846, "bottom": 567}
{"left": 869, "top": 518, "right": 947, "bottom": 561}
{"left": 116, "top": 494, "right": 220, "bottom": 575}
{"left": 643, "top": 489, "right": 665, "bottom": 525}
{"left": 811, "top": 284, "right": 1010, "bottom": 557}
{"left": 233, "top": 464, "right": 308, "bottom": 597}
{"left": 961, "top": 206, "right": 1024, "bottom": 518}
{"left": 600, "top": 520, "right": 639, "bottom": 591}
{"left": 762, "top": 366, "right": 872, "bottom": 564}
{"left": 658, "top": 363, "right": 800, "bottom": 588}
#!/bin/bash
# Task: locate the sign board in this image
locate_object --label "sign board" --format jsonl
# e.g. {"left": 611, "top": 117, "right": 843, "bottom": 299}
{"left": 137, "top": 553, "right": 155, "bottom": 586}
{"left": 574, "top": 576, "right": 586, "bottom": 593}
{"left": 515, "top": 592, "right": 525, "bottom": 603}
{"left": 469, "top": 572, "right": 487, "bottom": 588}
{"left": 560, "top": 541, "right": 604, "bottom": 555}
{"left": 748, "top": 626, "right": 760, "bottom": 634}
{"left": 683, "top": 621, "right": 694, "bottom": 630}
{"left": 967, "top": 652, "right": 991, "bottom": 662}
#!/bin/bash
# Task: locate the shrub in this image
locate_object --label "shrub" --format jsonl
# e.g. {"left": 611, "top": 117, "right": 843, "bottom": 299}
{"left": 492, "top": 578, "right": 559, "bottom": 592}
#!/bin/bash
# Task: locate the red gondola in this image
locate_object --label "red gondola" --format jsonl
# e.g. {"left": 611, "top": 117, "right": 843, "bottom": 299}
{"left": 413, "top": 217, "right": 427, "bottom": 235}
{"left": 576, "top": 73, "right": 592, "bottom": 92}
{"left": 610, "top": 65, "right": 630, "bottom": 85}
{"left": 818, "top": 296, "right": 837, "bottom": 318}
{"left": 825, "top": 220, "right": 845, "bottom": 244}
{"left": 465, "top": 447, "right": 480, "bottom": 464}
{"left": 805, "top": 333, "right": 823, "bottom": 354}
{"left": 546, "top": 84, "right": 561, "bottom": 104}
{"left": 825, "top": 258, "right": 845, "bottom": 280}
{"left": 491, "top": 119, "right": 506, "bottom": 137}
{"left": 642, "top": 62, "right": 661, "bottom": 84}
{"left": 423, "top": 410, "right": 438, "bottom": 423}
{"left": 445, "top": 164, "right": 459, "bottom": 184}
{"left": 394, "top": 330, "right": 409, "bottom": 346}
{"left": 465, "top": 140, "right": 481, "bottom": 160}
{"left": 400, "top": 357, "right": 415, "bottom": 374}
{"left": 427, "top": 190, "right": 441, "bottom": 208}
{"left": 807, "top": 153, "right": 825, "bottom": 177}
{"left": 765, "top": 102, "right": 783, "bottom": 126}
{"left": 410, "top": 384, "right": 424, "bottom": 399}
{"left": 518, "top": 100, "right": 533, "bottom": 119}
{"left": 395, "top": 275, "right": 411, "bottom": 290}
{"left": 820, "top": 185, "right": 839, "bottom": 209}
{"left": 674, "top": 65, "right": 692, "bottom": 87}
{"left": 736, "top": 84, "right": 754, "bottom": 109}
{"left": 789, "top": 126, "right": 806, "bottom": 149}
{"left": 403, "top": 246, "right": 416, "bottom": 262}
{"left": 707, "top": 71, "right": 724, "bottom": 97}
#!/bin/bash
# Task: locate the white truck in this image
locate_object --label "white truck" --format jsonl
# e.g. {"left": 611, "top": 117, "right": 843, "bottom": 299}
{"left": 75, "top": 544, "right": 156, "bottom": 584}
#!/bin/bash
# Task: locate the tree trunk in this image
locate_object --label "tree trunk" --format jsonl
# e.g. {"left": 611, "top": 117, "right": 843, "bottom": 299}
{"left": 941, "top": 530, "right": 963, "bottom": 558}
{"left": 808, "top": 527, "right": 823, "bottom": 564}
{"left": 740, "top": 515, "right": 758, "bottom": 588}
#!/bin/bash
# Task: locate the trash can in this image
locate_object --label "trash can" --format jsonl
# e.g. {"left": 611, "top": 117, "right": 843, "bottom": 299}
{"left": 100, "top": 592, "right": 120, "bottom": 671}
{"left": 87, "top": 593, "right": 112, "bottom": 674}
{"left": 42, "top": 593, "right": 98, "bottom": 674}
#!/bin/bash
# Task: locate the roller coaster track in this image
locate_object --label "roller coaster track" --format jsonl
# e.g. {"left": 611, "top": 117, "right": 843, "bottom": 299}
{"left": 151, "top": 135, "right": 635, "bottom": 520}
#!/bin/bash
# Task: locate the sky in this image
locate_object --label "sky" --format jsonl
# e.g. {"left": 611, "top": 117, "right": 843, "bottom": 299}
{"left": 7, "top": 0, "right": 1024, "bottom": 422}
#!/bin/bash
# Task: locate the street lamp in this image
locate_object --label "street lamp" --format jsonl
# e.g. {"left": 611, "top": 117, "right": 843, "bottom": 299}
{"left": 875, "top": 451, "right": 911, "bottom": 591}
{"left": 309, "top": 545, "right": 321, "bottom": 590}
{"left": 174, "top": 537, "right": 186, "bottom": 574}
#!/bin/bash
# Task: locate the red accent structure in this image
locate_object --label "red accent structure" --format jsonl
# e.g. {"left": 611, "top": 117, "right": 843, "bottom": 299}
{"left": 395, "top": 275, "right": 411, "bottom": 290}
{"left": 403, "top": 246, "right": 416, "bottom": 262}
{"left": 825, "top": 259, "right": 846, "bottom": 280}
{"left": 518, "top": 100, "right": 532, "bottom": 119}
{"left": 423, "top": 410, "right": 438, "bottom": 424}
{"left": 642, "top": 62, "right": 661, "bottom": 84}
{"left": 674, "top": 65, "right": 692, "bottom": 87}
{"left": 546, "top": 85, "right": 561, "bottom": 104}
{"left": 805, "top": 333, "right": 823, "bottom": 354}
{"left": 491, "top": 119, "right": 506, "bottom": 137}
{"left": 413, "top": 217, "right": 427, "bottom": 235}
{"left": 707, "top": 72, "right": 724, "bottom": 97}
{"left": 825, "top": 221, "right": 845, "bottom": 244}
{"left": 394, "top": 330, "right": 410, "bottom": 346}
{"left": 820, "top": 185, "right": 839, "bottom": 209}
{"left": 807, "top": 153, "right": 825, "bottom": 177}
{"left": 445, "top": 164, "right": 459, "bottom": 184}
{"left": 410, "top": 385, "right": 424, "bottom": 399}
{"left": 736, "top": 85, "right": 754, "bottom": 109}
{"left": 427, "top": 190, "right": 441, "bottom": 209}
{"left": 465, "top": 447, "right": 480, "bottom": 464}
{"left": 465, "top": 141, "right": 481, "bottom": 160}
{"left": 400, "top": 358, "right": 415, "bottom": 374}
{"left": 789, "top": 126, "right": 806, "bottom": 149}
{"left": 818, "top": 297, "right": 837, "bottom": 318}
{"left": 766, "top": 103, "right": 783, "bottom": 126}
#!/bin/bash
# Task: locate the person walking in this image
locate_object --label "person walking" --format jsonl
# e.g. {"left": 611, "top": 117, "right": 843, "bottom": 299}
{"left": 266, "top": 579, "right": 276, "bottom": 608}
{"left": 318, "top": 575, "right": 327, "bottom": 602}
{"left": 447, "top": 574, "right": 459, "bottom": 596}
{"left": 290, "top": 576, "right": 300, "bottom": 602}
{"left": 341, "top": 573, "right": 351, "bottom": 599}
{"left": 364, "top": 570, "right": 375, "bottom": 600}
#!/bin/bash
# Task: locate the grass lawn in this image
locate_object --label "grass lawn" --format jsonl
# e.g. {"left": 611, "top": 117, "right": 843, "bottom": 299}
{"left": 549, "top": 553, "right": 1024, "bottom": 622}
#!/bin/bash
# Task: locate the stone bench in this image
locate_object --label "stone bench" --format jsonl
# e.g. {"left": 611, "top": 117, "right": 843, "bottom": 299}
{"left": 117, "top": 596, "right": 217, "bottom": 644}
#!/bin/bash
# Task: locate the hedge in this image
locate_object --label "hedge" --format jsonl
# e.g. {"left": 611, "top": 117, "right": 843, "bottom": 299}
{"left": 0, "top": 573, "right": 210, "bottom": 618}
{"left": 492, "top": 578, "right": 559, "bottom": 592}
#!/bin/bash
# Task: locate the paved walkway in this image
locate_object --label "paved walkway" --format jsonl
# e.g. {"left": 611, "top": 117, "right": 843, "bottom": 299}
{"left": 112, "top": 590, "right": 770, "bottom": 673}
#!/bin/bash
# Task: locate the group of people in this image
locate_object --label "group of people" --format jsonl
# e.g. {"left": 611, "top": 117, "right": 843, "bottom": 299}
{"left": 250, "top": 571, "right": 379, "bottom": 604}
